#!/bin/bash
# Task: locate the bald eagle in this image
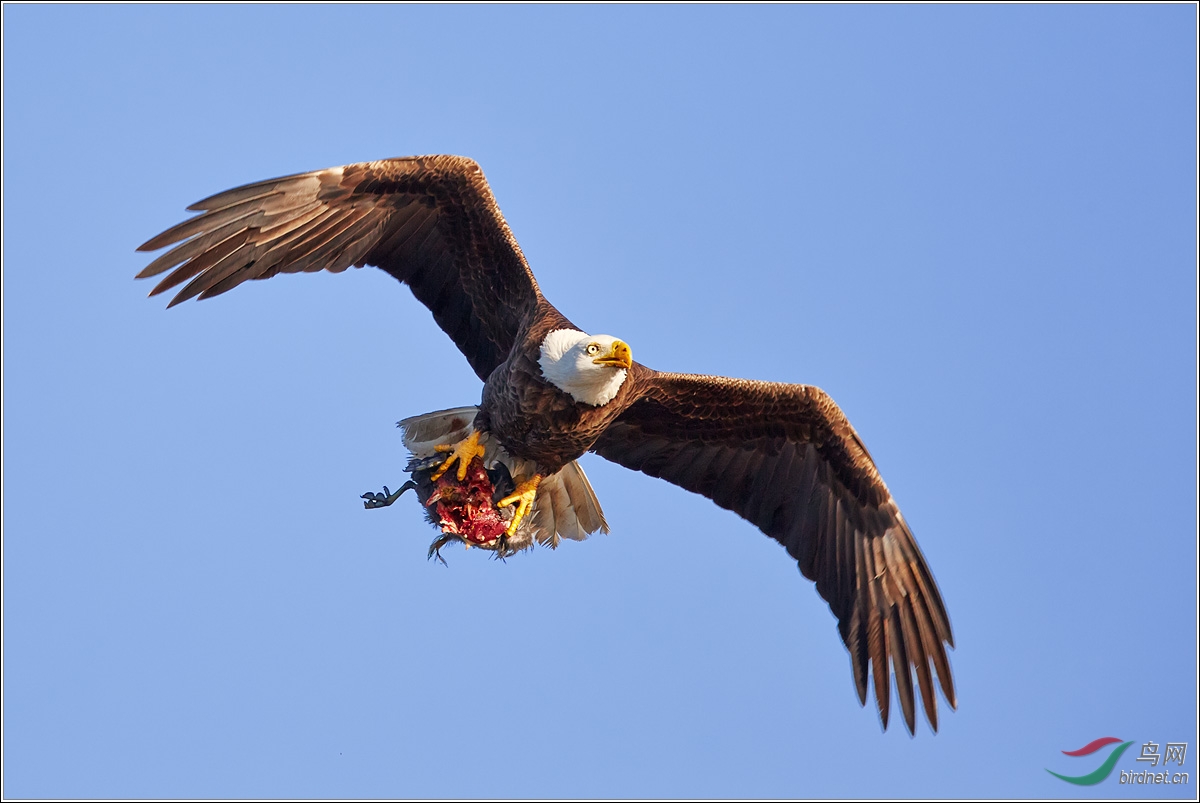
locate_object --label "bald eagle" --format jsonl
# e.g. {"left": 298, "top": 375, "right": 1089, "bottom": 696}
{"left": 137, "top": 156, "right": 956, "bottom": 734}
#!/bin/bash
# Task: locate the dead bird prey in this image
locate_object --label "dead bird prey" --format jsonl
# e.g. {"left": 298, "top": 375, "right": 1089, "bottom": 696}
{"left": 137, "top": 155, "right": 956, "bottom": 734}
{"left": 361, "top": 405, "right": 605, "bottom": 562}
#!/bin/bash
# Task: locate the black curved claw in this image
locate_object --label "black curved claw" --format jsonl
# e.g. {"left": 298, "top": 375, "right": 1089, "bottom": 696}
{"left": 492, "top": 533, "right": 511, "bottom": 562}
{"left": 362, "top": 480, "right": 417, "bottom": 509}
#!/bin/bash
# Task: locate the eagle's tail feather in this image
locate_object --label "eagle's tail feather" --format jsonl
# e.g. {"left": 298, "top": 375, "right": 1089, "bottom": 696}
{"left": 556, "top": 460, "right": 609, "bottom": 538}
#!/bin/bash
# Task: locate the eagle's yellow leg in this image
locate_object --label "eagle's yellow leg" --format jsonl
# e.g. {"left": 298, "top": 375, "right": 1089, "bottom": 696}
{"left": 497, "top": 474, "right": 542, "bottom": 537}
{"left": 430, "top": 431, "right": 485, "bottom": 482}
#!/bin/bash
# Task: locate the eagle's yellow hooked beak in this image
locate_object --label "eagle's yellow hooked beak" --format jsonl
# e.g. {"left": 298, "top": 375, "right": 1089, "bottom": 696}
{"left": 593, "top": 340, "right": 632, "bottom": 370}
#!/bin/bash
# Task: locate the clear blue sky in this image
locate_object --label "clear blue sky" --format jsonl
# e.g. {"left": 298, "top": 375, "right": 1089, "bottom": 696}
{"left": 4, "top": 5, "right": 1196, "bottom": 799}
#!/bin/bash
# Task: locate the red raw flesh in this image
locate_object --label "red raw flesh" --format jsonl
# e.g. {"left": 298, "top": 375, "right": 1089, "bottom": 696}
{"left": 426, "top": 457, "right": 508, "bottom": 544}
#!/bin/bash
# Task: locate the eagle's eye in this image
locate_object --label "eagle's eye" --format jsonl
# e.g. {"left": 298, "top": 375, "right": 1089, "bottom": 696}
{"left": 586, "top": 343, "right": 600, "bottom": 356}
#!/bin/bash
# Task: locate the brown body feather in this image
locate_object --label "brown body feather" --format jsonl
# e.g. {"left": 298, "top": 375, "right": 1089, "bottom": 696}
{"left": 137, "top": 155, "right": 956, "bottom": 734}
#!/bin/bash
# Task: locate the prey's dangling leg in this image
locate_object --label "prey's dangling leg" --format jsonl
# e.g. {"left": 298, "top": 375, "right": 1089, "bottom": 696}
{"left": 427, "top": 533, "right": 455, "bottom": 567}
{"left": 362, "top": 481, "right": 417, "bottom": 509}
{"left": 496, "top": 474, "right": 543, "bottom": 537}
{"left": 430, "top": 431, "right": 486, "bottom": 482}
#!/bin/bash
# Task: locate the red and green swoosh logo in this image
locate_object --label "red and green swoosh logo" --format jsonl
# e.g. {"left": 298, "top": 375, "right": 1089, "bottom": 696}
{"left": 1046, "top": 737, "right": 1135, "bottom": 785}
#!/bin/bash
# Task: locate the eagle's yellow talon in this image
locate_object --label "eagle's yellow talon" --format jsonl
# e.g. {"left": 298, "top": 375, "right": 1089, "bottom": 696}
{"left": 430, "top": 431, "right": 485, "bottom": 482}
{"left": 497, "top": 474, "right": 542, "bottom": 537}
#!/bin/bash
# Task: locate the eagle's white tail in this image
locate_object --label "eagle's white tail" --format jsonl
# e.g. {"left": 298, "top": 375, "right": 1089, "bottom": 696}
{"left": 397, "top": 406, "right": 608, "bottom": 549}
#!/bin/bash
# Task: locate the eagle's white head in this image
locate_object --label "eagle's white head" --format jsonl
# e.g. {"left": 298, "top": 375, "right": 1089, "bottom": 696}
{"left": 539, "top": 328, "right": 632, "bottom": 407}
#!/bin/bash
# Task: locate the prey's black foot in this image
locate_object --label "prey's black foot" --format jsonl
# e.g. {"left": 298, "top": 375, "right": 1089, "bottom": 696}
{"left": 427, "top": 534, "right": 455, "bottom": 567}
{"left": 362, "top": 481, "right": 417, "bottom": 509}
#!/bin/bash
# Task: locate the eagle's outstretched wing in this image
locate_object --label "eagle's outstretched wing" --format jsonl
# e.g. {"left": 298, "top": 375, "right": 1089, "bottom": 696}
{"left": 591, "top": 369, "right": 956, "bottom": 734}
{"left": 137, "top": 156, "right": 541, "bottom": 381}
